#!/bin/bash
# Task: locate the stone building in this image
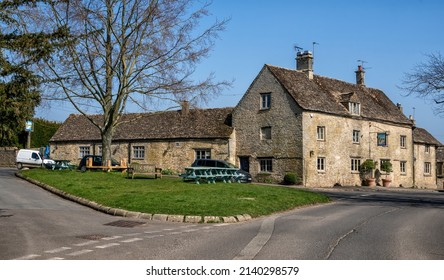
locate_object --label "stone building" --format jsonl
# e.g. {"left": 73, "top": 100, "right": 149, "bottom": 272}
{"left": 436, "top": 146, "right": 444, "bottom": 189}
{"left": 50, "top": 50, "right": 442, "bottom": 189}
{"left": 413, "top": 128, "right": 442, "bottom": 189}
{"left": 50, "top": 107, "right": 235, "bottom": 173}
{"left": 231, "top": 51, "right": 440, "bottom": 188}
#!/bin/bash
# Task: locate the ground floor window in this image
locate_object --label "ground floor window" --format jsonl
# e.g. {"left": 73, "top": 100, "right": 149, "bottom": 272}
{"left": 317, "top": 157, "right": 325, "bottom": 172}
{"left": 79, "top": 146, "right": 90, "bottom": 158}
{"left": 400, "top": 161, "right": 407, "bottom": 174}
{"left": 424, "top": 162, "right": 431, "bottom": 175}
{"left": 438, "top": 162, "right": 443, "bottom": 177}
{"left": 259, "top": 158, "right": 273, "bottom": 172}
{"left": 195, "top": 149, "right": 211, "bottom": 159}
{"left": 133, "top": 146, "right": 145, "bottom": 159}
{"left": 351, "top": 158, "right": 361, "bottom": 172}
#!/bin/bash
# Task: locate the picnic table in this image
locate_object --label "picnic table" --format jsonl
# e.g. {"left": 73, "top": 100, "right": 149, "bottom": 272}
{"left": 52, "top": 160, "right": 74, "bottom": 170}
{"left": 180, "top": 167, "right": 244, "bottom": 184}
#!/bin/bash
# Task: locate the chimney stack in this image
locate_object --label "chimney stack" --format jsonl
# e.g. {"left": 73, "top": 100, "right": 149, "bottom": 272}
{"left": 296, "top": 51, "right": 313, "bottom": 79}
{"left": 355, "top": 65, "right": 365, "bottom": 86}
{"left": 181, "top": 100, "right": 190, "bottom": 115}
{"left": 396, "top": 103, "right": 403, "bottom": 113}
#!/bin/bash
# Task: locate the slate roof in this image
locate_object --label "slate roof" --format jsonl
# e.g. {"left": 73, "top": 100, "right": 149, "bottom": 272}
{"left": 50, "top": 107, "right": 234, "bottom": 142}
{"left": 413, "top": 127, "right": 442, "bottom": 146}
{"left": 266, "top": 65, "right": 413, "bottom": 125}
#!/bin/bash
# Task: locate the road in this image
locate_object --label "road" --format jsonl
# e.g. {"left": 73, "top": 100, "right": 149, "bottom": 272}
{"left": 1, "top": 167, "right": 444, "bottom": 260}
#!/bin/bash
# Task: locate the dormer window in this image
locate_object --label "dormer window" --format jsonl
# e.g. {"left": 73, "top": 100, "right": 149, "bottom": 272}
{"left": 349, "top": 102, "right": 361, "bottom": 115}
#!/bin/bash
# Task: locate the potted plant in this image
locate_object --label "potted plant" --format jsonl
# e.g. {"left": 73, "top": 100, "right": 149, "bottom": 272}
{"left": 360, "top": 159, "right": 376, "bottom": 187}
{"left": 380, "top": 160, "right": 393, "bottom": 187}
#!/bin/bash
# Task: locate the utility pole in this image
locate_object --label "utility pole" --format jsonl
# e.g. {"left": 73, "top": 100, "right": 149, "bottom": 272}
{"left": 25, "top": 120, "right": 33, "bottom": 149}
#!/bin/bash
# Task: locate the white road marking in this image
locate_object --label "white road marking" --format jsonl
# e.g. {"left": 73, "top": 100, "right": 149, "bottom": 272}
{"left": 145, "top": 234, "right": 164, "bottom": 239}
{"left": 234, "top": 216, "right": 276, "bottom": 260}
{"left": 66, "top": 249, "right": 93, "bottom": 256}
{"left": 47, "top": 257, "right": 65, "bottom": 260}
{"left": 45, "top": 247, "right": 71, "bottom": 254}
{"left": 167, "top": 232, "right": 182, "bottom": 235}
{"left": 101, "top": 235, "right": 122, "bottom": 240}
{"left": 15, "top": 254, "right": 40, "bottom": 260}
{"left": 74, "top": 240, "right": 99, "bottom": 247}
{"left": 95, "top": 243, "right": 120, "bottom": 249}
{"left": 183, "top": 229, "right": 198, "bottom": 233}
{"left": 121, "top": 238, "right": 143, "bottom": 243}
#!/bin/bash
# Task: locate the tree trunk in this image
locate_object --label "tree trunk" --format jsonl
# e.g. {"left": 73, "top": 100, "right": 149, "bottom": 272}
{"left": 101, "top": 125, "right": 114, "bottom": 168}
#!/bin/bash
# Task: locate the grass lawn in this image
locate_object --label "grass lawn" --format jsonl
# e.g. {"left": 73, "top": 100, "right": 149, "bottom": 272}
{"left": 20, "top": 169, "right": 330, "bottom": 218}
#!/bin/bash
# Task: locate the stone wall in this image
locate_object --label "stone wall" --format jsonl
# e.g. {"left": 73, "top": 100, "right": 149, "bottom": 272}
{"left": 51, "top": 137, "right": 235, "bottom": 173}
{"left": 232, "top": 67, "right": 304, "bottom": 183}
{"left": 302, "top": 112, "right": 414, "bottom": 188}
{"left": 0, "top": 147, "right": 18, "bottom": 167}
{"left": 414, "top": 143, "right": 438, "bottom": 189}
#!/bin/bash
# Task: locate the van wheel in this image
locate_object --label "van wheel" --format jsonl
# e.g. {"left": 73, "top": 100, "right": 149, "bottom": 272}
{"left": 17, "top": 163, "right": 23, "bottom": 170}
{"left": 80, "top": 166, "right": 87, "bottom": 172}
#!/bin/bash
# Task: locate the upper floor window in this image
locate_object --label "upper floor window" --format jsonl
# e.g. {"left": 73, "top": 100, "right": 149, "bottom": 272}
{"left": 353, "top": 130, "right": 360, "bottom": 143}
{"left": 317, "top": 126, "right": 325, "bottom": 141}
{"left": 400, "top": 135, "right": 406, "bottom": 149}
{"left": 260, "top": 126, "right": 272, "bottom": 140}
{"left": 79, "top": 146, "right": 90, "bottom": 158}
{"left": 260, "top": 93, "right": 271, "bottom": 110}
{"left": 133, "top": 146, "right": 145, "bottom": 159}
{"left": 349, "top": 102, "right": 361, "bottom": 115}
{"left": 377, "top": 133, "right": 388, "bottom": 147}
{"left": 425, "top": 145, "right": 430, "bottom": 153}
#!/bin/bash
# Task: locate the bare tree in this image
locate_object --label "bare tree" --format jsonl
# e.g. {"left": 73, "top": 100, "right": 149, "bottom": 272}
{"left": 25, "top": 0, "right": 229, "bottom": 165}
{"left": 402, "top": 52, "right": 444, "bottom": 116}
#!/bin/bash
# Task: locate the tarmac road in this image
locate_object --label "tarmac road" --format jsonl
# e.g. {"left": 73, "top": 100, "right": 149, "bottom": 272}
{"left": 1, "top": 167, "right": 444, "bottom": 260}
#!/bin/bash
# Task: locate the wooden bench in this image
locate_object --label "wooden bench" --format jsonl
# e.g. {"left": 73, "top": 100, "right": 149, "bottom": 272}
{"left": 127, "top": 163, "right": 162, "bottom": 179}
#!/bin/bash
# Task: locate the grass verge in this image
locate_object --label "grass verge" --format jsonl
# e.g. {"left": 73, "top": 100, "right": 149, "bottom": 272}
{"left": 20, "top": 169, "right": 330, "bottom": 217}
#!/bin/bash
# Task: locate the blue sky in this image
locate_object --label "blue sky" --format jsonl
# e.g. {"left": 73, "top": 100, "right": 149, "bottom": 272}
{"left": 36, "top": 0, "right": 444, "bottom": 143}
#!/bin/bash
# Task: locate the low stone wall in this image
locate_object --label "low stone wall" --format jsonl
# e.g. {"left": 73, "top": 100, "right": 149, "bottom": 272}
{"left": 0, "top": 147, "right": 18, "bottom": 167}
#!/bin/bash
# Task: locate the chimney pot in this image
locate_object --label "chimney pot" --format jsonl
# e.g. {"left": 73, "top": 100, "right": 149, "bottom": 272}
{"left": 181, "top": 100, "right": 190, "bottom": 115}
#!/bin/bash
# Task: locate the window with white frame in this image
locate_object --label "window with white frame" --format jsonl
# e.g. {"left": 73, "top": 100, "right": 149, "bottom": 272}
{"left": 349, "top": 102, "right": 361, "bottom": 115}
{"left": 260, "top": 126, "right": 271, "bottom": 140}
{"left": 424, "top": 162, "right": 431, "bottom": 175}
{"left": 400, "top": 161, "right": 407, "bottom": 174}
{"left": 317, "top": 157, "right": 325, "bottom": 172}
{"left": 400, "top": 135, "right": 406, "bottom": 149}
{"left": 259, "top": 158, "right": 273, "bottom": 172}
{"left": 353, "top": 130, "right": 360, "bottom": 143}
{"left": 79, "top": 146, "right": 90, "bottom": 158}
{"left": 133, "top": 146, "right": 145, "bottom": 159}
{"left": 317, "top": 126, "right": 325, "bottom": 141}
{"left": 195, "top": 149, "right": 211, "bottom": 159}
{"left": 351, "top": 158, "right": 361, "bottom": 172}
{"left": 260, "top": 93, "right": 271, "bottom": 110}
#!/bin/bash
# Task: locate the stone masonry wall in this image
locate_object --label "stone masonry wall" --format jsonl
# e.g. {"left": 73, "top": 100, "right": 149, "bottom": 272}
{"left": 0, "top": 147, "right": 18, "bottom": 167}
{"left": 414, "top": 143, "right": 438, "bottom": 189}
{"left": 232, "top": 67, "right": 304, "bottom": 183}
{"left": 51, "top": 138, "right": 233, "bottom": 173}
{"left": 302, "top": 112, "right": 414, "bottom": 188}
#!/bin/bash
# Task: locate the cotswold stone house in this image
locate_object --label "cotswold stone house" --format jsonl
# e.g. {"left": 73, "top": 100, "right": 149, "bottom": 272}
{"left": 50, "top": 51, "right": 442, "bottom": 188}
{"left": 231, "top": 51, "right": 441, "bottom": 188}
{"left": 50, "top": 107, "right": 235, "bottom": 173}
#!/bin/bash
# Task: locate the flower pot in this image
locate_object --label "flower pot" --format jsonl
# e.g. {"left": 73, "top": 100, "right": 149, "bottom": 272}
{"left": 382, "top": 178, "right": 391, "bottom": 187}
{"left": 366, "top": 178, "right": 376, "bottom": 187}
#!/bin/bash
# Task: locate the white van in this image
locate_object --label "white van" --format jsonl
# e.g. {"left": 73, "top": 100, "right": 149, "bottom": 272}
{"left": 16, "top": 149, "right": 55, "bottom": 169}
